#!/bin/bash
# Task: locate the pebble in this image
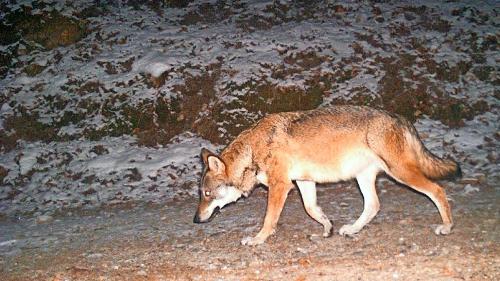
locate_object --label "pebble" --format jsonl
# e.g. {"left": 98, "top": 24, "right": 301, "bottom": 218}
{"left": 463, "top": 184, "right": 479, "bottom": 194}
{"left": 296, "top": 247, "right": 308, "bottom": 254}
{"left": 249, "top": 258, "right": 262, "bottom": 267}
{"left": 87, "top": 253, "right": 104, "bottom": 259}
{"left": 425, "top": 250, "right": 437, "bottom": 256}
{"left": 486, "top": 151, "right": 497, "bottom": 163}
{"left": 398, "top": 219, "right": 411, "bottom": 225}
{"left": 471, "top": 173, "right": 486, "bottom": 182}
{"left": 339, "top": 202, "right": 349, "bottom": 207}
{"left": 137, "top": 270, "right": 147, "bottom": 276}
{"left": 309, "top": 234, "right": 321, "bottom": 242}
{"left": 410, "top": 243, "right": 419, "bottom": 253}
{"left": 460, "top": 177, "right": 480, "bottom": 184}
{"left": 36, "top": 215, "right": 54, "bottom": 224}
{"left": 441, "top": 247, "right": 450, "bottom": 255}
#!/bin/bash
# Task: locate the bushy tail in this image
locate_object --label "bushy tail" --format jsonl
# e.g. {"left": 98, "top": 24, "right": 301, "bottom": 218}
{"left": 406, "top": 128, "right": 462, "bottom": 180}
{"left": 418, "top": 148, "right": 461, "bottom": 180}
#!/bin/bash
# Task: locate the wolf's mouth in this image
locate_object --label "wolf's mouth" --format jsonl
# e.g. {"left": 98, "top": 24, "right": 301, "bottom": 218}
{"left": 193, "top": 207, "right": 220, "bottom": 223}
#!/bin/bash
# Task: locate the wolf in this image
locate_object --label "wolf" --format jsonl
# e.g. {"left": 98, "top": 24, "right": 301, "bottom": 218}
{"left": 193, "top": 106, "right": 460, "bottom": 246}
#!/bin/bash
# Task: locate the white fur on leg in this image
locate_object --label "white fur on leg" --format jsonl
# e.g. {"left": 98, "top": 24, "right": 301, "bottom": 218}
{"left": 296, "top": 180, "right": 333, "bottom": 237}
{"left": 339, "top": 167, "right": 379, "bottom": 236}
{"left": 241, "top": 228, "right": 276, "bottom": 246}
{"left": 241, "top": 235, "right": 265, "bottom": 246}
{"left": 434, "top": 224, "right": 452, "bottom": 235}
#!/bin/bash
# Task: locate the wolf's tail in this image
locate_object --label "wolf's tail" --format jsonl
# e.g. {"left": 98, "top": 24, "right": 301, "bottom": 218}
{"left": 405, "top": 126, "right": 461, "bottom": 180}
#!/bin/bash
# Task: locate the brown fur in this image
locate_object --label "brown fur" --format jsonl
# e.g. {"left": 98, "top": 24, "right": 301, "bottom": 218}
{"left": 195, "top": 105, "right": 461, "bottom": 245}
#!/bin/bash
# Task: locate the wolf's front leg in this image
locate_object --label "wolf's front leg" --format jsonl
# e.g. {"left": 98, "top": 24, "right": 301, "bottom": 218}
{"left": 241, "top": 182, "right": 292, "bottom": 246}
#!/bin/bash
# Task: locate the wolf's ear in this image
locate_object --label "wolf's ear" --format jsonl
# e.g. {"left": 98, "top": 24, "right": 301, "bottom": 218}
{"left": 201, "top": 148, "right": 216, "bottom": 165}
{"left": 201, "top": 148, "right": 226, "bottom": 173}
{"left": 207, "top": 155, "right": 226, "bottom": 174}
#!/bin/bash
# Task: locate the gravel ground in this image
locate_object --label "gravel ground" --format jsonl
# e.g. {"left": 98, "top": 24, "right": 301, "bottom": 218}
{"left": 1, "top": 177, "right": 498, "bottom": 281}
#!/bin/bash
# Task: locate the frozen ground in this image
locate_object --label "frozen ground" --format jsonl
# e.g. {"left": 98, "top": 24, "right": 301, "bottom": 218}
{"left": 0, "top": 0, "right": 498, "bottom": 280}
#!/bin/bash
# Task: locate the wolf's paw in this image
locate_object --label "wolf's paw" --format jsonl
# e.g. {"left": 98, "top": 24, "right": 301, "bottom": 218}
{"left": 434, "top": 224, "right": 452, "bottom": 235}
{"left": 241, "top": 235, "right": 265, "bottom": 246}
{"left": 339, "top": 224, "right": 360, "bottom": 237}
{"left": 323, "top": 225, "right": 333, "bottom": 238}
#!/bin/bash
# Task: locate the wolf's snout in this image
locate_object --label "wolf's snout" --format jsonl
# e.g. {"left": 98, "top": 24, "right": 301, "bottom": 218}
{"left": 193, "top": 212, "right": 201, "bottom": 223}
{"left": 193, "top": 207, "right": 220, "bottom": 223}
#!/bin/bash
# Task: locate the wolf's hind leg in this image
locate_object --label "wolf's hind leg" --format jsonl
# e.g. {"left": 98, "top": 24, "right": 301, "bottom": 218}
{"left": 339, "top": 167, "right": 380, "bottom": 236}
{"left": 388, "top": 167, "right": 453, "bottom": 235}
{"left": 296, "top": 180, "right": 333, "bottom": 237}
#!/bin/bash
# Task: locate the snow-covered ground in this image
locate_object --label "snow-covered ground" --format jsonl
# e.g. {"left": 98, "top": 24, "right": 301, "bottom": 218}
{"left": 0, "top": 0, "right": 498, "bottom": 216}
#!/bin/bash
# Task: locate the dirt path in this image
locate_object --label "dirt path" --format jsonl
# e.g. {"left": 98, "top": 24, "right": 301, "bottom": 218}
{"left": 1, "top": 179, "right": 498, "bottom": 281}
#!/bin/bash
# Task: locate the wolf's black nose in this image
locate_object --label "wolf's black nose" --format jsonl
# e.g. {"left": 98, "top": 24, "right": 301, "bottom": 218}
{"left": 193, "top": 212, "right": 201, "bottom": 223}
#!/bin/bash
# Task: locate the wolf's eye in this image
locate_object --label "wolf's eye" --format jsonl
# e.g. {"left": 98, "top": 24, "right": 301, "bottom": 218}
{"left": 204, "top": 191, "right": 211, "bottom": 197}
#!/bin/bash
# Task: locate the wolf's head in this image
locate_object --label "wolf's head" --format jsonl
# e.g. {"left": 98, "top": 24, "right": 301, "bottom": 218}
{"left": 193, "top": 148, "right": 243, "bottom": 223}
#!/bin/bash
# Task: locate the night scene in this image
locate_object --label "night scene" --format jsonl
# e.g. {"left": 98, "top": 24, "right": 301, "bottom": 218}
{"left": 0, "top": 0, "right": 498, "bottom": 280}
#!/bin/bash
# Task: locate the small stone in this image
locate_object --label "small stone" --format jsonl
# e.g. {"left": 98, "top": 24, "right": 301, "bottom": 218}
{"left": 463, "top": 184, "right": 479, "bottom": 195}
{"left": 426, "top": 250, "right": 437, "bottom": 256}
{"left": 398, "top": 237, "right": 405, "bottom": 245}
{"left": 398, "top": 219, "right": 410, "bottom": 225}
{"left": 441, "top": 247, "right": 450, "bottom": 255}
{"left": 87, "top": 253, "right": 104, "bottom": 259}
{"left": 410, "top": 243, "right": 419, "bottom": 253}
{"left": 36, "top": 215, "right": 54, "bottom": 224}
{"left": 460, "top": 177, "right": 480, "bottom": 184}
{"left": 296, "top": 247, "right": 307, "bottom": 254}
{"left": 137, "top": 270, "right": 147, "bottom": 276}
{"left": 17, "top": 45, "right": 29, "bottom": 56}
{"left": 472, "top": 173, "right": 486, "bottom": 182}
{"left": 466, "top": 158, "right": 479, "bottom": 166}
{"left": 339, "top": 202, "right": 349, "bottom": 207}
{"left": 487, "top": 151, "right": 497, "bottom": 163}
{"left": 309, "top": 234, "right": 321, "bottom": 242}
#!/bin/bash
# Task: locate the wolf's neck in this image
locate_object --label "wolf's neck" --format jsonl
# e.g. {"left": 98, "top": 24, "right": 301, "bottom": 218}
{"left": 221, "top": 140, "right": 256, "bottom": 194}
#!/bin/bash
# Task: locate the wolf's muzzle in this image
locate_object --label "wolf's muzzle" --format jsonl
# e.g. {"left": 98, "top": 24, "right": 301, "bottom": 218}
{"left": 193, "top": 207, "right": 220, "bottom": 223}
